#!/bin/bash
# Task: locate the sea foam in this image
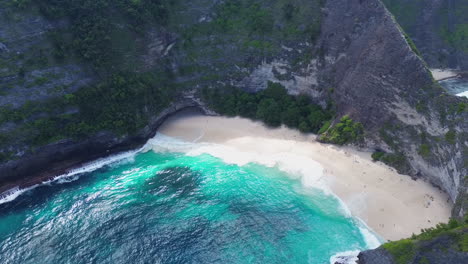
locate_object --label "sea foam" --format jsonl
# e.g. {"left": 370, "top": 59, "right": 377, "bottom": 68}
{"left": 0, "top": 133, "right": 382, "bottom": 252}
{"left": 0, "top": 146, "right": 143, "bottom": 205}
{"left": 147, "top": 133, "right": 383, "bottom": 250}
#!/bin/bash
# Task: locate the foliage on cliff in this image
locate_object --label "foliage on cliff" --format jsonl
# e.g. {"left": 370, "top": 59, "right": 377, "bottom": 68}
{"left": 382, "top": 0, "right": 468, "bottom": 68}
{"left": 0, "top": 71, "right": 176, "bottom": 160}
{"left": 380, "top": 216, "right": 468, "bottom": 264}
{"left": 319, "top": 115, "right": 364, "bottom": 145}
{"left": 202, "top": 82, "right": 333, "bottom": 133}
{"left": 0, "top": 0, "right": 324, "bottom": 162}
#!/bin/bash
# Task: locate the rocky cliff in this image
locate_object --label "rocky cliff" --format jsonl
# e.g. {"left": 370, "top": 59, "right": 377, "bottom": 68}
{"left": 316, "top": 0, "right": 467, "bottom": 218}
{"left": 0, "top": 0, "right": 467, "bottom": 225}
{"left": 382, "top": 0, "right": 468, "bottom": 70}
{"left": 1, "top": 0, "right": 468, "bottom": 262}
{"left": 357, "top": 223, "right": 468, "bottom": 264}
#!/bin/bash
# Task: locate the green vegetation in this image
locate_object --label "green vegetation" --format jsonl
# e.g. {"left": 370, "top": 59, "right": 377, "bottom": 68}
{"left": 0, "top": 71, "right": 176, "bottom": 148}
{"left": 418, "top": 144, "right": 431, "bottom": 158}
{"left": 445, "top": 130, "right": 457, "bottom": 144}
{"left": 384, "top": 0, "right": 468, "bottom": 52}
{"left": 372, "top": 150, "right": 411, "bottom": 173}
{"left": 382, "top": 216, "right": 468, "bottom": 263}
{"left": 371, "top": 151, "right": 385, "bottom": 161}
{"left": 202, "top": 82, "right": 333, "bottom": 133}
{"left": 382, "top": 239, "right": 416, "bottom": 264}
{"left": 440, "top": 23, "right": 468, "bottom": 53}
{"left": 402, "top": 31, "right": 422, "bottom": 57}
{"left": 31, "top": 0, "right": 171, "bottom": 69}
{"left": 459, "top": 233, "right": 468, "bottom": 252}
{"left": 0, "top": 0, "right": 326, "bottom": 162}
{"left": 319, "top": 115, "right": 364, "bottom": 145}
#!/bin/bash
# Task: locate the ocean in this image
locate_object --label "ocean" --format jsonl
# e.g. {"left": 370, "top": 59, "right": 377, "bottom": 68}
{"left": 439, "top": 77, "right": 468, "bottom": 98}
{"left": 0, "top": 134, "right": 380, "bottom": 264}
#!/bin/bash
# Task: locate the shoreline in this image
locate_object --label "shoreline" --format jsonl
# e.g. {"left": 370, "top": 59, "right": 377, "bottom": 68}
{"left": 0, "top": 109, "right": 453, "bottom": 242}
{"left": 157, "top": 110, "right": 452, "bottom": 242}
{"left": 431, "top": 68, "right": 460, "bottom": 81}
{"left": 0, "top": 99, "right": 208, "bottom": 196}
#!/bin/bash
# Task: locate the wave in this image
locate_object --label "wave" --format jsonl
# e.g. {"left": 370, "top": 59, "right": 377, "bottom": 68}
{"left": 457, "top": 90, "right": 468, "bottom": 98}
{"left": 0, "top": 185, "right": 39, "bottom": 205}
{"left": 147, "top": 133, "right": 383, "bottom": 250}
{"left": 0, "top": 146, "right": 144, "bottom": 205}
{"left": 329, "top": 250, "right": 360, "bottom": 264}
{"left": 147, "top": 133, "right": 328, "bottom": 192}
{"left": 0, "top": 133, "right": 383, "bottom": 253}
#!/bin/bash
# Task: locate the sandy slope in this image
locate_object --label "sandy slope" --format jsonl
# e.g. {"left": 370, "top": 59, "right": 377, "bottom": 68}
{"left": 157, "top": 110, "right": 452, "bottom": 241}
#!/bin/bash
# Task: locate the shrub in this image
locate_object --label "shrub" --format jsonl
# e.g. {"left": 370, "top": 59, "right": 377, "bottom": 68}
{"left": 320, "top": 115, "right": 364, "bottom": 145}
{"left": 371, "top": 151, "right": 385, "bottom": 161}
{"left": 202, "top": 82, "right": 333, "bottom": 132}
{"left": 317, "top": 120, "right": 331, "bottom": 134}
{"left": 382, "top": 239, "right": 415, "bottom": 264}
{"left": 445, "top": 130, "right": 456, "bottom": 144}
{"left": 459, "top": 233, "right": 468, "bottom": 252}
{"left": 418, "top": 144, "right": 431, "bottom": 158}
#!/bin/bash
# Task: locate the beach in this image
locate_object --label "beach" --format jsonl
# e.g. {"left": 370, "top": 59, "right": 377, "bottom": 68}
{"left": 158, "top": 110, "right": 452, "bottom": 242}
{"left": 431, "top": 68, "right": 459, "bottom": 81}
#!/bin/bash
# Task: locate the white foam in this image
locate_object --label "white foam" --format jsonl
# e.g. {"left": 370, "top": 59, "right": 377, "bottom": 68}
{"left": 0, "top": 185, "right": 39, "bottom": 204}
{"left": 147, "top": 133, "right": 329, "bottom": 192}
{"left": 456, "top": 90, "right": 468, "bottom": 98}
{"left": 0, "top": 146, "right": 144, "bottom": 205}
{"left": 329, "top": 250, "right": 360, "bottom": 264}
{"left": 359, "top": 227, "right": 382, "bottom": 249}
{"left": 149, "top": 133, "right": 383, "bottom": 250}
{"left": 328, "top": 226, "right": 381, "bottom": 264}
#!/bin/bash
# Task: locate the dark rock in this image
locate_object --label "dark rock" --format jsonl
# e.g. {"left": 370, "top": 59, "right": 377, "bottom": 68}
{"left": 357, "top": 248, "right": 395, "bottom": 264}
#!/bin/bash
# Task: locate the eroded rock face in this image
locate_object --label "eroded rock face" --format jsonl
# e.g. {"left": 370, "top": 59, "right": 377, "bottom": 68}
{"left": 358, "top": 229, "right": 468, "bottom": 264}
{"left": 316, "top": 0, "right": 467, "bottom": 216}
{"left": 0, "top": 0, "right": 466, "bottom": 219}
{"left": 382, "top": 0, "right": 468, "bottom": 70}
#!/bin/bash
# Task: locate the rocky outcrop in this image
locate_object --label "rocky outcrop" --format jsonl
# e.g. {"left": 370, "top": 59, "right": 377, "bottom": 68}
{"left": 357, "top": 248, "right": 395, "bottom": 264}
{"left": 0, "top": 95, "right": 212, "bottom": 193}
{"left": 382, "top": 0, "right": 468, "bottom": 70}
{"left": 316, "top": 0, "right": 468, "bottom": 216}
{"left": 0, "top": 0, "right": 466, "bottom": 220}
{"left": 358, "top": 228, "right": 468, "bottom": 264}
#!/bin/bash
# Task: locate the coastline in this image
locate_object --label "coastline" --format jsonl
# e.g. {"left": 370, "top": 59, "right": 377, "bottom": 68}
{"left": 157, "top": 110, "right": 452, "bottom": 242}
{"left": 0, "top": 108, "right": 453, "bottom": 242}
{"left": 430, "top": 68, "right": 460, "bottom": 81}
{"left": 0, "top": 98, "right": 209, "bottom": 195}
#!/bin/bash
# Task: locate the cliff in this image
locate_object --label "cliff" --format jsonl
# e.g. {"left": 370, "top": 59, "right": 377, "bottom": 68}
{"left": 382, "top": 0, "right": 468, "bottom": 70}
{"left": 0, "top": 0, "right": 467, "bottom": 231}
{"left": 316, "top": 0, "right": 468, "bottom": 218}
{"left": 2, "top": 0, "right": 468, "bottom": 262}
{"left": 357, "top": 219, "right": 468, "bottom": 264}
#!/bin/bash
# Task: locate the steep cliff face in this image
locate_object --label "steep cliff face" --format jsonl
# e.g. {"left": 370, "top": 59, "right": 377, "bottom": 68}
{"left": 316, "top": 0, "right": 467, "bottom": 217}
{"left": 0, "top": 0, "right": 467, "bottom": 220}
{"left": 382, "top": 0, "right": 468, "bottom": 70}
{"left": 0, "top": 0, "right": 324, "bottom": 191}
{"left": 357, "top": 225, "right": 468, "bottom": 264}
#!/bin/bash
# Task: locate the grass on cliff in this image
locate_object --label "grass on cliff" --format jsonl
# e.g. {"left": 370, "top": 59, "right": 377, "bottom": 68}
{"left": 0, "top": 71, "right": 176, "bottom": 155}
{"left": 382, "top": 216, "right": 468, "bottom": 264}
{"left": 1, "top": 0, "right": 326, "bottom": 162}
{"left": 319, "top": 115, "right": 364, "bottom": 145}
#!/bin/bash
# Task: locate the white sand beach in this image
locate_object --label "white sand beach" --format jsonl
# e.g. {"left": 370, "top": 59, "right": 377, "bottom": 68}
{"left": 157, "top": 110, "right": 452, "bottom": 242}
{"left": 431, "top": 68, "right": 459, "bottom": 81}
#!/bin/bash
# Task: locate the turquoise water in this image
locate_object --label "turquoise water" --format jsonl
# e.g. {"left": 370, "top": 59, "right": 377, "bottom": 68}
{"left": 0, "top": 143, "right": 376, "bottom": 263}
